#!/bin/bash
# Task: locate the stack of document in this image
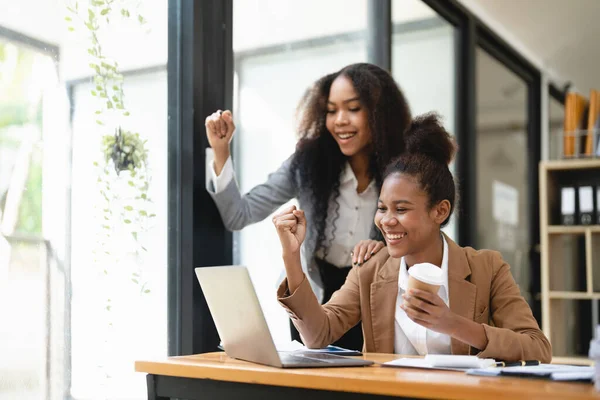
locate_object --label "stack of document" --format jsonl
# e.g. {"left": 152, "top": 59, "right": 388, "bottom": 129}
{"left": 467, "top": 364, "right": 594, "bottom": 382}
{"left": 383, "top": 355, "right": 496, "bottom": 371}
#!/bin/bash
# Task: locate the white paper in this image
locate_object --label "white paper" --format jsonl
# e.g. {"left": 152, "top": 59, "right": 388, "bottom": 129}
{"left": 385, "top": 355, "right": 495, "bottom": 370}
{"left": 493, "top": 181, "right": 519, "bottom": 226}
{"left": 274, "top": 340, "right": 305, "bottom": 352}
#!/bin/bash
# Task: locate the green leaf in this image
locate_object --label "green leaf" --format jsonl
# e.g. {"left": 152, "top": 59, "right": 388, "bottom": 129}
{"left": 96, "top": 120, "right": 104, "bottom": 125}
{"left": 106, "top": 305, "right": 111, "bottom": 311}
{"left": 102, "top": 224, "right": 110, "bottom": 229}
{"left": 96, "top": 85, "right": 102, "bottom": 91}
{"left": 139, "top": 210, "right": 148, "bottom": 216}
{"left": 68, "top": 27, "right": 75, "bottom": 32}
{"left": 144, "top": 289, "right": 151, "bottom": 294}
{"left": 138, "top": 14, "right": 146, "bottom": 24}
{"left": 65, "top": 16, "right": 72, "bottom": 21}
{"left": 91, "top": 90, "right": 97, "bottom": 96}
{"left": 93, "top": 161, "right": 99, "bottom": 166}
{"left": 141, "top": 193, "right": 147, "bottom": 199}
{"left": 124, "top": 219, "right": 132, "bottom": 224}
{"left": 106, "top": 101, "right": 113, "bottom": 109}
{"left": 123, "top": 111, "right": 130, "bottom": 116}
{"left": 112, "top": 95, "right": 119, "bottom": 102}
{"left": 113, "top": 85, "right": 119, "bottom": 91}
{"left": 88, "top": 9, "right": 95, "bottom": 20}
{"left": 121, "top": 8, "right": 130, "bottom": 17}
{"left": 132, "top": 272, "right": 140, "bottom": 277}
{"left": 124, "top": 205, "right": 133, "bottom": 211}
{"left": 149, "top": 214, "right": 156, "bottom": 218}
{"left": 116, "top": 103, "right": 124, "bottom": 110}
{"left": 100, "top": 8, "right": 109, "bottom": 15}
{"left": 95, "top": 110, "right": 102, "bottom": 114}
{"left": 131, "top": 278, "right": 139, "bottom": 284}
{"left": 128, "top": 181, "right": 135, "bottom": 187}
{"left": 131, "top": 232, "right": 138, "bottom": 241}
{"left": 103, "top": 269, "right": 108, "bottom": 275}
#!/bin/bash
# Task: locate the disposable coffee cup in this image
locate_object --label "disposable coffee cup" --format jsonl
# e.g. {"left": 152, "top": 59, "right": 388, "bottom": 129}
{"left": 407, "top": 263, "right": 443, "bottom": 294}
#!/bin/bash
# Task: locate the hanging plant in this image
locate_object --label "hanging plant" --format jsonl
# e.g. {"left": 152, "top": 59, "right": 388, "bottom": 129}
{"left": 103, "top": 127, "right": 147, "bottom": 174}
{"left": 66, "top": 0, "right": 154, "bottom": 293}
{"left": 66, "top": 3, "right": 154, "bottom": 393}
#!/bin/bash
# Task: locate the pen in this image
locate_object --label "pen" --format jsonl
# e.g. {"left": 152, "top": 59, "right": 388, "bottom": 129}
{"left": 495, "top": 360, "right": 540, "bottom": 367}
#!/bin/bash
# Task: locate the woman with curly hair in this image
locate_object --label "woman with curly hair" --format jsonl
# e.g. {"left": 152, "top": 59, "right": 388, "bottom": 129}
{"left": 205, "top": 63, "right": 411, "bottom": 350}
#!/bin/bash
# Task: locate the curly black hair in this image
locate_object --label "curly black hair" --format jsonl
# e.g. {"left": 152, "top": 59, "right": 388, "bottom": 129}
{"left": 290, "top": 63, "right": 412, "bottom": 257}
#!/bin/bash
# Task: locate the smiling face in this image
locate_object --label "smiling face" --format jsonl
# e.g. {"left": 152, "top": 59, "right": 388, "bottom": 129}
{"left": 325, "top": 75, "right": 372, "bottom": 157}
{"left": 374, "top": 172, "right": 450, "bottom": 262}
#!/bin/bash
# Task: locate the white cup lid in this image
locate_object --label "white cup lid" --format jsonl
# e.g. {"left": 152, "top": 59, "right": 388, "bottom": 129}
{"left": 408, "top": 262, "right": 443, "bottom": 285}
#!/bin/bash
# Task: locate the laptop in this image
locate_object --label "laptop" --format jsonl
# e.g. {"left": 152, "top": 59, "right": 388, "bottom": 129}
{"left": 195, "top": 266, "right": 373, "bottom": 368}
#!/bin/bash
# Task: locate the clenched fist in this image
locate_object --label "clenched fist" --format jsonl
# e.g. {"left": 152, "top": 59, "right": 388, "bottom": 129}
{"left": 272, "top": 205, "right": 307, "bottom": 257}
{"left": 205, "top": 109, "right": 236, "bottom": 174}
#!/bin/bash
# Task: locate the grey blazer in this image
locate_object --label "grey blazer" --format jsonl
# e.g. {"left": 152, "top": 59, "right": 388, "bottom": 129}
{"left": 206, "top": 155, "right": 326, "bottom": 301}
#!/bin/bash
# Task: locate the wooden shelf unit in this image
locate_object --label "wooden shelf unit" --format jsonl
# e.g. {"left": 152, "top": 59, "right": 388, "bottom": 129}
{"left": 539, "top": 159, "right": 600, "bottom": 362}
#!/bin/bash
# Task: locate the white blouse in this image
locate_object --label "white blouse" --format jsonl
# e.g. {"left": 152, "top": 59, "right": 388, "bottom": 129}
{"left": 394, "top": 236, "right": 452, "bottom": 355}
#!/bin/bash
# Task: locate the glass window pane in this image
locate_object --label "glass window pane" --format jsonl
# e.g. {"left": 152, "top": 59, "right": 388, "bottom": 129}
{"left": 391, "top": 0, "right": 457, "bottom": 241}
{"left": 232, "top": 0, "right": 367, "bottom": 344}
{"left": 476, "top": 48, "right": 531, "bottom": 304}
{"left": 1, "top": 1, "right": 168, "bottom": 399}
{"left": 549, "top": 92, "right": 565, "bottom": 160}
{"left": 0, "top": 36, "right": 59, "bottom": 400}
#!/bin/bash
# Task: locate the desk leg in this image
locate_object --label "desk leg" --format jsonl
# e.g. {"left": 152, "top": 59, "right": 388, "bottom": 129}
{"left": 146, "top": 374, "right": 169, "bottom": 400}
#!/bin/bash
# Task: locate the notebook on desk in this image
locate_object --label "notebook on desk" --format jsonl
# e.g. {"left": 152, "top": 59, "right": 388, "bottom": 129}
{"left": 195, "top": 265, "right": 373, "bottom": 369}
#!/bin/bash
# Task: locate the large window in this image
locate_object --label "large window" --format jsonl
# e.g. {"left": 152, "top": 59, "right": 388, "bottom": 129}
{"left": 0, "top": 1, "right": 168, "bottom": 399}
{"left": 232, "top": 0, "right": 368, "bottom": 344}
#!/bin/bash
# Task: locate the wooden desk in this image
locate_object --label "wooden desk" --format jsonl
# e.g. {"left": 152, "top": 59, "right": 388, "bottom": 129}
{"left": 135, "top": 352, "right": 599, "bottom": 400}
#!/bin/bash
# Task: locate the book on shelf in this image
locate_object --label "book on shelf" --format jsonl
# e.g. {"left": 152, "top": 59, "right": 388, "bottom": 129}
{"left": 585, "top": 89, "right": 600, "bottom": 156}
{"left": 595, "top": 108, "right": 600, "bottom": 157}
{"left": 563, "top": 92, "right": 588, "bottom": 157}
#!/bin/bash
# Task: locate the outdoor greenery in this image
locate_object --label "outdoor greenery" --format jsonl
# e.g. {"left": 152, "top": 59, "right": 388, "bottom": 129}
{"left": 0, "top": 40, "right": 45, "bottom": 236}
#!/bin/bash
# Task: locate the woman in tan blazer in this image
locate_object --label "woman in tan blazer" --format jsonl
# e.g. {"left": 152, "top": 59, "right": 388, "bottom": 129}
{"left": 272, "top": 113, "right": 551, "bottom": 363}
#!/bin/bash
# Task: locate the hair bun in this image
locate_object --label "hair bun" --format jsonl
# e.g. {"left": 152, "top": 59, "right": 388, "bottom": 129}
{"left": 403, "top": 112, "right": 457, "bottom": 165}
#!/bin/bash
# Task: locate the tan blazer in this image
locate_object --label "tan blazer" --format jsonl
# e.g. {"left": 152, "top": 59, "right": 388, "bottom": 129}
{"left": 278, "top": 235, "right": 552, "bottom": 363}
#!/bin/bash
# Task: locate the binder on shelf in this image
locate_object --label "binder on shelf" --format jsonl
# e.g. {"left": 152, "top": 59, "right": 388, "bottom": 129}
{"left": 561, "top": 186, "right": 577, "bottom": 225}
{"left": 578, "top": 186, "right": 594, "bottom": 225}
